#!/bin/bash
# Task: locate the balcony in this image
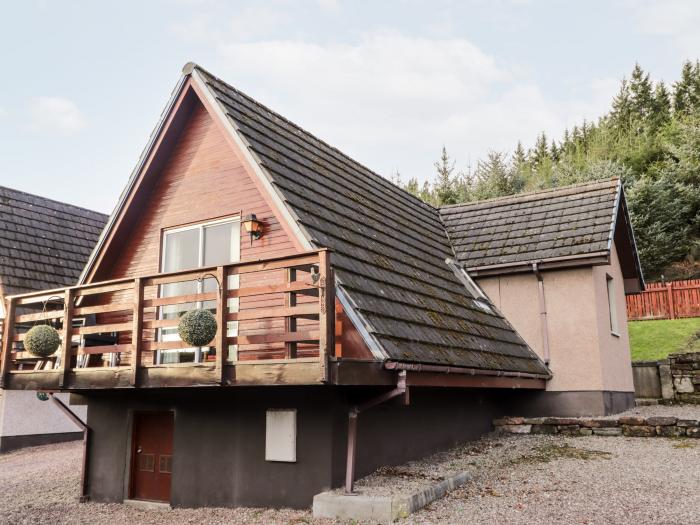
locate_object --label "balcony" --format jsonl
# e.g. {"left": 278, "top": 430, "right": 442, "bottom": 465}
{"left": 0, "top": 250, "right": 334, "bottom": 390}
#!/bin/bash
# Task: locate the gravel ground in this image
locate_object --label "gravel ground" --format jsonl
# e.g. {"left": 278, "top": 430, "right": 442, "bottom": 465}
{"left": 598, "top": 403, "right": 700, "bottom": 420}
{"left": 2, "top": 404, "right": 699, "bottom": 524}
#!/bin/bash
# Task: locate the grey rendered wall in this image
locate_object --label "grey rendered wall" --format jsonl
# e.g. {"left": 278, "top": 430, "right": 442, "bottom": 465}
{"left": 85, "top": 386, "right": 507, "bottom": 508}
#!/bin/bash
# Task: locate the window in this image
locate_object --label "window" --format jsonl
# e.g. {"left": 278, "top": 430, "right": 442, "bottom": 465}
{"left": 265, "top": 409, "right": 296, "bottom": 462}
{"left": 158, "top": 217, "right": 241, "bottom": 364}
{"left": 606, "top": 274, "right": 619, "bottom": 336}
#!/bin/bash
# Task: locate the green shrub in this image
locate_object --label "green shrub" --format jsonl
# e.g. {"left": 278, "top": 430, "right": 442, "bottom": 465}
{"left": 24, "top": 325, "right": 61, "bottom": 357}
{"left": 178, "top": 309, "right": 217, "bottom": 347}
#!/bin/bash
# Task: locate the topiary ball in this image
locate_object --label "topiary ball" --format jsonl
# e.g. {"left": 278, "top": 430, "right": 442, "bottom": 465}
{"left": 24, "top": 325, "right": 61, "bottom": 357}
{"left": 178, "top": 309, "right": 218, "bottom": 347}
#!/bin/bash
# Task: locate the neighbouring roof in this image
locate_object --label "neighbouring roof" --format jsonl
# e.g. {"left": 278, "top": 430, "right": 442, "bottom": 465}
{"left": 192, "top": 65, "right": 549, "bottom": 377}
{"left": 0, "top": 186, "right": 108, "bottom": 297}
{"left": 440, "top": 179, "right": 644, "bottom": 289}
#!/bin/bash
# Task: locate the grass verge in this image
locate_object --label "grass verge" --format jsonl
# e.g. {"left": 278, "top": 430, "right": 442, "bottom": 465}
{"left": 628, "top": 318, "right": 700, "bottom": 361}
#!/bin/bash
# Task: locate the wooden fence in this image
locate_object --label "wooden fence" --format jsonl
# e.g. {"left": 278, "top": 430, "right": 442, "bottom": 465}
{"left": 626, "top": 279, "right": 700, "bottom": 321}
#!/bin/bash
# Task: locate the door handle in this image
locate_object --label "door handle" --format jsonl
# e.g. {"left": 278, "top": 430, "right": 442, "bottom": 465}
{"left": 137, "top": 446, "right": 142, "bottom": 454}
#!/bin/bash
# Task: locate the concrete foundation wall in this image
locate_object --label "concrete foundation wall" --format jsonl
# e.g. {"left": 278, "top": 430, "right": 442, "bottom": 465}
{"left": 85, "top": 387, "right": 508, "bottom": 508}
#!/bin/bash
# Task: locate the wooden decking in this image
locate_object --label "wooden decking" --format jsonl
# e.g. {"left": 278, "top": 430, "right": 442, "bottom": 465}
{"left": 0, "top": 250, "right": 334, "bottom": 390}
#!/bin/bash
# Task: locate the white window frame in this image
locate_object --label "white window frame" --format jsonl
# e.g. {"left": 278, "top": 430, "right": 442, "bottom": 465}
{"left": 157, "top": 216, "right": 241, "bottom": 363}
{"left": 606, "top": 273, "right": 620, "bottom": 337}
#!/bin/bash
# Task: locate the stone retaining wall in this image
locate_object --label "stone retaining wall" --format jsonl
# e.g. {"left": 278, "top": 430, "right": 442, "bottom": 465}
{"left": 632, "top": 351, "right": 700, "bottom": 403}
{"left": 494, "top": 416, "right": 700, "bottom": 438}
{"left": 670, "top": 352, "right": 700, "bottom": 403}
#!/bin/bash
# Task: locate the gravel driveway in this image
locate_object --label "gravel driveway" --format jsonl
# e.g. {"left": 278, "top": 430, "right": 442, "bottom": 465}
{"left": 2, "top": 417, "right": 699, "bottom": 524}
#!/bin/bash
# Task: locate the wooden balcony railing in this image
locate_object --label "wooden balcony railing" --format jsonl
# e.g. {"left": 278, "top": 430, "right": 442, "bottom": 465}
{"left": 0, "top": 250, "right": 334, "bottom": 390}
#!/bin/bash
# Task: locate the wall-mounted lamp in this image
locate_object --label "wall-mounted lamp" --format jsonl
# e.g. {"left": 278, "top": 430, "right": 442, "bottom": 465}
{"left": 242, "top": 213, "right": 264, "bottom": 245}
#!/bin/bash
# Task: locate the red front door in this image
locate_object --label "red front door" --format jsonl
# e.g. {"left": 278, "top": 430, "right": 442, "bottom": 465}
{"left": 130, "top": 412, "right": 174, "bottom": 502}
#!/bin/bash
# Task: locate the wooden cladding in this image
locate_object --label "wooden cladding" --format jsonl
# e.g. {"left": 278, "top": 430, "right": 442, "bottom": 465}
{"left": 0, "top": 250, "right": 333, "bottom": 390}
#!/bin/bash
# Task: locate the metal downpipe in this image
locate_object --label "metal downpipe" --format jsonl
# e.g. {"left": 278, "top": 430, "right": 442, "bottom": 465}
{"left": 344, "top": 370, "right": 410, "bottom": 493}
{"left": 531, "top": 262, "right": 551, "bottom": 366}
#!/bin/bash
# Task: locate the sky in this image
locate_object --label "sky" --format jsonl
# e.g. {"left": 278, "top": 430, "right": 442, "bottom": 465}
{"left": 1, "top": 0, "right": 698, "bottom": 214}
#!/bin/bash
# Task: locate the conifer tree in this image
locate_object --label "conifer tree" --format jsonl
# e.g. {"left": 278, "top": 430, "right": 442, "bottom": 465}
{"left": 629, "top": 63, "right": 655, "bottom": 125}
{"left": 673, "top": 60, "right": 698, "bottom": 116}
{"left": 652, "top": 81, "right": 672, "bottom": 129}
{"left": 433, "top": 146, "right": 460, "bottom": 205}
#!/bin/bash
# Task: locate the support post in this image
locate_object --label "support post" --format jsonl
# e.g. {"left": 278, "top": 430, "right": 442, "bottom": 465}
{"left": 344, "top": 371, "right": 409, "bottom": 493}
{"left": 58, "top": 289, "right": 75, "bottom": 389}
{"left": 50, "top": 394, "right": 90, "bottom": 502}
{"left": 215, "top": 266, "right": 227, "bottom": 383}
{"left": 285, "top": 267, "right": 298, "bottom": 359}
{"left": 0, "top": 297, "right": 16, "bottom": 388}
{"left": 317, "top": 250, "right": 334, "bottom": 382}
{"left": 667, "top": 283, "right": 675, "bottom": 320}
{"left": 130, "top": 278, "right": 144, "bottom": 387}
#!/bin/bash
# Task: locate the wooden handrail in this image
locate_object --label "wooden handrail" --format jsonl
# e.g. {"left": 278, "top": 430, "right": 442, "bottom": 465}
{"left": 0, "top": 249, "right": 334, "bottom": 389}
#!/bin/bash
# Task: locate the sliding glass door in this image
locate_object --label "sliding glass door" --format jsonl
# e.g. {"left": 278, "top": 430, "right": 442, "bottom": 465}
{"left": 158, "top": 218, "right": 240, "bottom": 364}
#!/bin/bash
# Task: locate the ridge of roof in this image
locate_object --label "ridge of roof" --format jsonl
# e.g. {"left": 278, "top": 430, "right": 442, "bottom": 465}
{"left": 439, "top": 177, "right": 619, "bottom": 213}
{"left": 186, "top": 62, "right": 437, "bottom": 216}
{"left": 0, "top": 185, "right": 109, "bottom": 220}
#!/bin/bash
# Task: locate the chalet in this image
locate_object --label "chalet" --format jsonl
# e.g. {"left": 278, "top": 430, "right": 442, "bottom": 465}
{"left": 0, "top": 63, "right": 641, "bottom": 508}
{"left": 0, "top": 186, "right": 107, "bottom": 451}
{"left": 441, "top": 179, "right": 644, "bottom": 416}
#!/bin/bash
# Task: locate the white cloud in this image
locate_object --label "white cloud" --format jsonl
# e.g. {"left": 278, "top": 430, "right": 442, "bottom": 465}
{"left": 29, "top": 97, "right": 87, "bottom": 135}
{"left": 212, "top": 31, "right": 612, "bottom": 182}
{"left": 627, "top": 0, "right": 700, "bottom": 58}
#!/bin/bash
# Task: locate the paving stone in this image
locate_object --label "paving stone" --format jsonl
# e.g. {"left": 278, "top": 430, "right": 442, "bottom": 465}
{"left": 543, "top": 418, "right": 581, "bottom": 426}
{"left": 592, "top": 427, "right": 623, "bottom": 436}
{"left": 622, "top": 425, "right": 656, "bottom": 437}
{"left": 493, "top": 417, "right": 524, "bottom": 426}
{"left": 619, "top": 416, "right": 646, "bottom": 426}
{"left": 673, "top": 377, "right": 695, "bottom": 394}
{"left": 656, "top": 426, "right": 685, "bottom": 437}
{"left": 676, "top": 419, "right": 699, "bottom": 427}
{"left": 646, "top": 416, "right": 677, "bottom": 426}
{"left": 580, "top": 419, "right": 618, "bottom": 428}
{"left": 687, "top": 427, "right": 700, "bottom": 438}
{"left": 579, "top": 428, "right": 593, "bottom": 436}
{"left": 556, "top": 425, "right": 581, "bottom": 436}
{"left": 498, "top": 424, "right": 532, "bottom": 434}
{"left": 531, "top": 424, "right": 557, "bottom": 435}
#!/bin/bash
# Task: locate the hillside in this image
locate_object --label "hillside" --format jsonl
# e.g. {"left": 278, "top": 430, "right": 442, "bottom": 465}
{"left": 399, "top": 61, "right": 700, "bottom": 280}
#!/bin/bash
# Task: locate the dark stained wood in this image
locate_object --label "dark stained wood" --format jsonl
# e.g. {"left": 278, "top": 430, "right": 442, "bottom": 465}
{"left": 215, "top": 265, "right": 226, "bottom": 383}
{"left": 58, "top": 289, "right": 74, "bottom": 388}
{"left": 130, "top": 278, "right": 144, "bottom": 386}
{"left": 0, "top": 298, "right": 16, "bottom": 388}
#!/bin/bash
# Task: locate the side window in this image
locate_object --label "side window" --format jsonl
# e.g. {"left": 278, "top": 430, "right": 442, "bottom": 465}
{"left": 606, "top": 274, "right": 619, "bottom": 335}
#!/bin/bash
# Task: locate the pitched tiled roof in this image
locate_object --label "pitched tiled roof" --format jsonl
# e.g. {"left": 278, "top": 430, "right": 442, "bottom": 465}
{"left": 195, "top": 66, "right": 549, "bottom": 377}
{"left": 440, "top": 179, "right": 620, "bottom": 270}
{"left": 0, "top": 186, "right": 108, "bottom": 296}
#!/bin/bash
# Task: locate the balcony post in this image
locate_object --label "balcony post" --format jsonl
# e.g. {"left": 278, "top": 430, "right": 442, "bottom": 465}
{"left": 0, "top": 297, "right": 16, "bottom": 388}
{"left": 58, "top": 288, "right": 75, "bottom": 389}
{"left": 130, "top": 278, "right": 144, "bottom": 387}
{"left": 317, "top": 249, "right": 334, "bottom": 382}
{"left": 215, "top": 266, "right": 226, "bottom": 384}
